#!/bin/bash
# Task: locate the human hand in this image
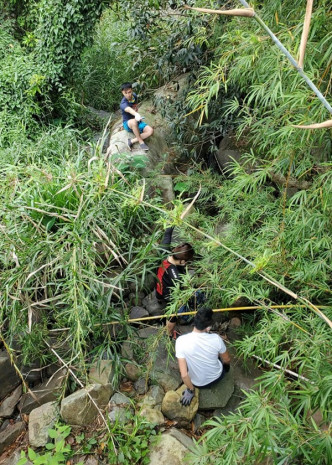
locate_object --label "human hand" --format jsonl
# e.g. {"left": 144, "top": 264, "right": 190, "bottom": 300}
{"left": 135, "top": 113, "right": 142, "bottom": 121}
{"left": 180, "top": 388, "right": 195, "bottom": 406}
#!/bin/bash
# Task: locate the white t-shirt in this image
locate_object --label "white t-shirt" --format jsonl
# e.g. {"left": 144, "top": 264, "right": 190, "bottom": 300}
{"left": 175, "top": 331, "right": 227, "bottom": 387}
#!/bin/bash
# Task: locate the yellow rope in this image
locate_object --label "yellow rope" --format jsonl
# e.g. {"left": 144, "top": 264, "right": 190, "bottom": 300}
{"left": 102, "top": 304, "right": 326, "bottom": 326}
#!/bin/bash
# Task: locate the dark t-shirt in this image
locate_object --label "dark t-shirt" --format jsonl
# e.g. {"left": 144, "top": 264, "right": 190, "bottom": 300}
{"left": 155, "top": 227, "right": 186, "bottom": 300}
{"left": 120, "top": 92, "right": 138, "bottom": 123}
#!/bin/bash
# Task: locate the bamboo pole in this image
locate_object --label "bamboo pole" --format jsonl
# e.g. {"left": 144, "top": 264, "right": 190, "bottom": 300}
{"left": 298, "top": 0, "right": 314, "bottom": 69}
{"left": 252, "top": 355, "right": 314, "bottom": 384}
{"left": 235, "top": 0, "right": 332, "bottom": 114}
{"left": 292, "top": 119, "right": 332, "bottom": 129}
{"left": 184, "top": 5, "right": 254, "bottom": 17}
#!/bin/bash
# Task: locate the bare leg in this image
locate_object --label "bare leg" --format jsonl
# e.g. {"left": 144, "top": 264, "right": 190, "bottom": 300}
{"left": 128, "top": 124, "right": 154, "bottom": 144}
{"left": 127, "top": 119, "right": 144, "bottom": 144}
{"left": 166, "top": 320, "right": 176, "bottom": 336}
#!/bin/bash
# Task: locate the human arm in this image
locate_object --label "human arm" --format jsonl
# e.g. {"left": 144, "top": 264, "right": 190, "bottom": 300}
{"left": 177, "top": 358, "right": 195, "bottom": 406}
{"left": 177, "top": 357, "right": 195, "bottom": 390}
{"left": 161, "top": 226, "right": 174, "bottom": 251}
{"left": 219, "top": 350, "right": 231, "bottom": 372}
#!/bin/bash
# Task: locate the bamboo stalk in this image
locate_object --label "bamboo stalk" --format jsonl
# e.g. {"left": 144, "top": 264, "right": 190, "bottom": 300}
{"left": 252, "top": 355, "right": 314, "bottom": 384}
{"left": 292, "top": 119, "right": 332, "bottom": 129}
{"left": 235, "top": 0, "right": 332, "bottom": 114}
{"left": 184, "top": 5, "right": 254, "bottom": 17}
{"left": 298, "top": 0, "right": 314, "bottom": 69}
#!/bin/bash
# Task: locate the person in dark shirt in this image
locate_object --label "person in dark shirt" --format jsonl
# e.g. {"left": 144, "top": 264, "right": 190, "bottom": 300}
{"left": 120, "top": 82, "right": 154, "bottom": 151}
{"left": 156, "top": 227, "right": 200, "bottom": 338}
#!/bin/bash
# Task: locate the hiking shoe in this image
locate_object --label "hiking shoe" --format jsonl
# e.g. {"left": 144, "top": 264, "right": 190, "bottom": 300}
{"left": 127, "top": 139, "right": 133, "bottom": 151}
{"left": 139, "top": 142, "right": 149, "bottom": 151}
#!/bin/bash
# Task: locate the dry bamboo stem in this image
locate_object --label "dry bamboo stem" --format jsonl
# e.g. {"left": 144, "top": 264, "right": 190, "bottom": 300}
{"left": 292, "top": 119, "right": 332, "bottom": 129}
{"left": 184, "top": 5, "right": 254, "bottom": 17}
{"left": 298, "top": 0, "right": 314, "bottom": 69}
{"left": 252, "top": 355, "right": 314, "bottom": 384}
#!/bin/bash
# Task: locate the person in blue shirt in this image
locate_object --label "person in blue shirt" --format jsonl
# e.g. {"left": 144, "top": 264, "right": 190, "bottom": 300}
{"left": 120, "top": 82, "right": 154, "bottom": 151}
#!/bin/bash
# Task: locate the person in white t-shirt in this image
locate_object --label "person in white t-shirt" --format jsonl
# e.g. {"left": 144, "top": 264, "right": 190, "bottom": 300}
{"left": 175, "top": 307, "right": 231, "bottom": 406}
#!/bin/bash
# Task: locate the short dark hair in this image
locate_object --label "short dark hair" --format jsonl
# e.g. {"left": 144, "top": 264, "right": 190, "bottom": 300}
{"left": 121, "top": 82, "right": 132, "bottom": 91}
{"left": 194, "top": 307, "right": 213, "bottom": 330}
{"left": 171, "top": 243, "right": 194, "bottom": 262}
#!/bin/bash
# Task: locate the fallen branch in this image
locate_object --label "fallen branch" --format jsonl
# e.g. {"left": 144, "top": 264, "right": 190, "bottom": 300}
{"left": 292, "top": 119, "right": 332, "bottom": 129}
{"left": 252, "top": 355, "right": 314, "bottom": 384}
{"left": 184, "top": 5, "right": 254, "bottom": 17}
{"left": 298, "top": 0, "right": 314, "bottom": 69}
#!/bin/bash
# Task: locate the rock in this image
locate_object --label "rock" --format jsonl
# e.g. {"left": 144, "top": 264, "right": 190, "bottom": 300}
{"left": 229, "top": 317, "right": 242, "bottom": 328}
{"left": 110, "top": 392, "right": 131, "bottom": 406}
{"left": 129, "top": 306, "right": 149, "bottom": 321}
{"left": 0, "top": 422, "right": 25, "bottom": 455}
{"left": 193, "top": 413, "right": 206, "bottom": 433}
{"left": 148, "top": 428, "right": 194, "bottom": 465}
{"left": 121, "top": 341, "right": 134, "bottom": 359}
{"left": 134, "top": 377, "right": 148, "bottom": 395}
{"left": 108, "top": 405, "right": 132, "bottom": 424}
{"left": 28, "top": 402, "right": 59, "bottom": 448}
{"left": 139, "top": 385, "right": 164, "bottom": 409}
{"left": 137, "top": 327, "right": 160, "bottom": 339}
{"left": 167, "top": 428, "right": 196, "bottom": 452}
{"left": 88, "top": 361, "right": 115, "bottom": 386}
{"left": 124, "top": 363, "right": 141, "bottom": 382}
{"left": 0, "top": 385, "right": 22, "bottom": 418}
{"left": 0, "top": 351, "right": 21, "bottom": 401}
{"left": 155, "top": 175, "right": 175, "bottom": 206}
{"left": 139, "top": 407, "right": 164, "bottom": 425}
{"left": 142, "top": 292, "right": 166, "bottom": 317}
{"left": 215, "top": 134, "right": 243, "bottom": 175}
{"left": 0, "top": 449, "right": 31, "bottom": 465}
{"left": 149, "top": 342, "right": 182, "bottom": 392}
{"left": 19, "top": 369, "right": 67, "bottom": 414}
{"left": 198, "top": 368, "right": 235, "bottom": 409}
{"left": 60, "top": 384, "right": 112, "bottom": 426}
{"left": 161, "top": 385, "right": 198, "bottom": 425}
{"left": 83, "top": 457, "right": 99, "bottom": 465}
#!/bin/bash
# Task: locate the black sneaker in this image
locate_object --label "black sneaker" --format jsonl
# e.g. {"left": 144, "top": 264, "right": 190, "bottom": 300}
{"left": 128, "top": 139, "right": 133, "bottom": 151}
{"left": 139, "top": 142, "right": 149, "bottom": 151}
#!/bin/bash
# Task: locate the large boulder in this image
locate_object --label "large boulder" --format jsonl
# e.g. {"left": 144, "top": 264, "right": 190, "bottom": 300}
{"left": 0, "top": 385, "right": 22, "bottom": 418}
{"left": 18, "top": 369, "right": 67, "bottom": 414}
{"left": 88, "top": 361, "right": 115, "bottom": 386}
{"left": 60, "top": 384, "right": 112, "bottom": 426}
{"left": 28, "top": 402, "right": 59, "bottom": 448}
{"left": 198, "top": 368, "right": 235, "bottom": 409}
{"left": 161, "top": 385, "right": 199, "bottom": 426}
{"left": 0, "top": 351, "right": 21, "bottom": 401}
{"left": 0, "top": 422, "right": 26, "bottom": 455}
{"left": 148, "top": 428, "right": 194, "bottom": 465}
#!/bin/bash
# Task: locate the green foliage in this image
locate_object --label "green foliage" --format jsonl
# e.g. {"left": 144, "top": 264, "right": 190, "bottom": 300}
{"left": 75, "top": 10, "right": 131, "bottom": 111}
{"left": 34, "top": 0, "right": 108, "bottom": 89}
{"left": 105, "top": 411, "right": 159, "bottom": 465}
{"left": 17, "top": 424, "right": 78, "bottom": 465}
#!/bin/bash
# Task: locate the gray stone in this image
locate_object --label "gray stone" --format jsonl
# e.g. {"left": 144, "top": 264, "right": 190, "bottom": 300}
{"left": 129, "top": 306, "right": 149, "bottom": 321}
{"left": 161, "top": 385, "right": 198, "bottom": 426}
{"left": 168, "top": 428, "right": 196, "bottom": 452}
{"left": 19, "top": 369, "right": 67, "bottom": 414}
{"left": 142, "top": 292, "right": 166, "bottom": 317}
{"left": 0, "top": 449, "right": 31, "bottom": 465}
{"left": 110, "top": 392, "right": 131, "bottom": 406}
{"left": 28, "top": 402, "right": 59, "bottom": 448}
{"left": 139, "top": 407, "right": 164, "bottom": 425}
{"left": 148, "top": 428, "right": 193, "bottom": 465}
{"left": 139, "top": 385, "right": 164, "bottom": 409}
{"left": 124, "top": 362, "right": 141, "bottom": 381}
{"left": 198, "top": 368, "right": 235, "bottom": 409}
{"left": 149, "top": 342, "right": 182, "bottom": 392}
{"left": 193, "top": 413, "right": 206, "bottom": 433}
{"left": 83, "top": 457, "right": 99, "bottom": 465}
{"left": 0, "top": 422, "right": 25, "bottom": 455}
{"left": 0, "top": 351, "right": 21, "bottom": 401}
{"left": 88, "top": 361, "right": 115, "bottom": 386}
{"left": 60, "top": 384, "right": 112, "bottom": 426}
{"left": 0, "top": 385, "right": 22, "bottom": 418}
{"left": 137, "top": 327, "right": 160, "bottom": 339}
{"left": 155, "top": 175, "right": 175, "bottom": 206}
{"left": 108, "top": 405, "right": 133, "bottom": 424}
{"left": 134, "top": 377, "right": 148, "bottom": 395}
{"left": 121, "top": 341, "right": 134, "bottom": 359}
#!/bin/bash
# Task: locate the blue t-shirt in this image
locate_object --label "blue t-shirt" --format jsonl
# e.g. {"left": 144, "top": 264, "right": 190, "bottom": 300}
{"left": 120, "top": 93, "right": 138, "bottom": 123}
